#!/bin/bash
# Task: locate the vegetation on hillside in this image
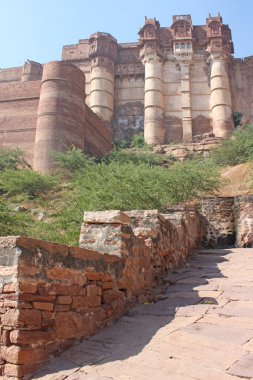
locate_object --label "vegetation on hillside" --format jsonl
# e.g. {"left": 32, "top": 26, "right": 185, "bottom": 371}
{"left": 209, "top": 125, "right": 253, "bottom": 166}
{"left": 0, "top": 126, "right": 252, "bottom": 245}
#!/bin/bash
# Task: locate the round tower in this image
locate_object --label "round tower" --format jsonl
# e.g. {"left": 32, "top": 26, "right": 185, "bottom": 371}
{"left": 139, "top": 18, "right": 165, "bottom": 145}
{"left": 33, "top": 61, "right": 86, "bottom": 173}
{"left": 88, "top": 33, "right": 117, "bottom": 122}
{"left": 142, "top": 51, "right": 165, "bottom": 145}
{"left": 210, "top": 53, "right": 234, "bottom": 137}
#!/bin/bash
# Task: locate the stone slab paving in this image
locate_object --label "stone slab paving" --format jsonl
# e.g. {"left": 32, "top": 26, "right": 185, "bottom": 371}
{"left": 33, "top": 248, "right": 253, "bottom": 380}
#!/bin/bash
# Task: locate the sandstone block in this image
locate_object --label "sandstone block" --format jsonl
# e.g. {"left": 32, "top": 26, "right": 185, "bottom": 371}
{"left": 86, "top": 285, "right": 99, "bottom": 297}
{"left": 83, "top": 210, "right": 131, "bottom": 225}
{"left": 54, "top": 304, "right": 70, "bottom": 312}
{"left": 56, "top": 295, "right": 72, "bottom": 304}
{"left": 4, "top": 363, "right": 24, "bottom": 377}
{"left": 10, "top": 330, "right": 56, "bottom": 345}
{"left": 2, "top": 346, "right": 49, "bottom": 365}
{"left": 33, "top": 302, "right": 54, "bottom": 311}
{"left": 19, "top": 282, "right": 37, "bottom": 294}
{"left": 102, "top": 289, "right": 125, "bottom": 304}
{"left": 47, "top": 267, "right": 87, "bottom": 286}
{"left": 111, "top": 299, "right": 125, "bottom": 319}
{"left": 102, "top": 281, "right": 115, "bottom": 290}
{"left": 2, "top": 283, "right": 16, "bottom": 293}
{"left": 54, "top": 312, "right": 94, "bottom": 339}
{"left": 39, "top": 282, "right": 86, "bottom": 296}
{"left": 72, "top": 295, "right": 101, "bottom": 309}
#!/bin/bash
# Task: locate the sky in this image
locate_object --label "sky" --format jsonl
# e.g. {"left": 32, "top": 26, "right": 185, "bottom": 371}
{"left": 0, "top": 0, "right": 253, "bottom": 69}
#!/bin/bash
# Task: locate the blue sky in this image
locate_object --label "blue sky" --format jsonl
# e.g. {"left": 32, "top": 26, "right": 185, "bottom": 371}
{"left": 0, "top": 0, "right": 252, "bottom": 68}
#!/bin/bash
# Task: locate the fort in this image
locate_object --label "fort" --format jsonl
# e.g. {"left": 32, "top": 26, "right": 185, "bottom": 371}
{"left": 1, "top": 14, "right": 253, "bottom": 171}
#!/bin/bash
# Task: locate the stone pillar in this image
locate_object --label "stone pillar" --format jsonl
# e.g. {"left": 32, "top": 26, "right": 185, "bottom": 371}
{"left": 180, "top": 63, "right": 192, "bottom": 141}
{"left": 142, "top": 52, "right": 165, "bottom": 145}
{"left": 89, "top": 33, "right": 117, "bottom": 122}
{"left": 209, "top": 53, "right": 234, "bottom": 137}
{"left": 89, "top": 65, "right": 114, "bottom": 122}
{"left": 33, "top": 61, "right": 86, "bottom": 173}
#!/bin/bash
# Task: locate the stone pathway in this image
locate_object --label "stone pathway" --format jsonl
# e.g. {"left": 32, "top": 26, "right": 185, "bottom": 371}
{"left": 33, "top": 248, "right": 253, "bottom": 380}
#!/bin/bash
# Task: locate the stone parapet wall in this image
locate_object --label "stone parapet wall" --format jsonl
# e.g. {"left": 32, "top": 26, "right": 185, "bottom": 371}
{"left": 0, "top": 206, "right": 205, "bottom": 378}
{"left": 201, "top": 197, "right": 235, "bottom": 248}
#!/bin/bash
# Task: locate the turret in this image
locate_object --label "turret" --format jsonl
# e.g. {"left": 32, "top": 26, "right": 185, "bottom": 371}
{"left": 33, "top": 61, "right": 86, "bottom": 173}
{"left": 88, "top": 33, "right": 117, "bottom": 122}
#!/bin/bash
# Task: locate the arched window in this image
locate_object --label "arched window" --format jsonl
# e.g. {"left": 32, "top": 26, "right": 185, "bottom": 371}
{"left": 181, "top": 43, "right": 185, "bottom": 49}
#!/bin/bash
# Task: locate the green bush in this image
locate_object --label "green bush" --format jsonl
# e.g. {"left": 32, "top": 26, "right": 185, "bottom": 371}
{"left": 210, "top": 125, "right": 253, "bottom": 166}
{"left": 0, "top": 169, "right": 57, "bottom": 198}
{"left": 0, "top": 147, "right": 29, "bottom": 171}
{"left": 52, "top": 146, "right": 95, "bottom": 174}
{"left": 0, "top": 200, "right": 32, "bottom": 236}
{"left": 44, "top": 157, "right": 220, "bottom": 245}
{"left": 130, "top": 134, "right": 146, "bottom": 148}
{"left": 105, "top": 149, "right": 165, "bottom": 166}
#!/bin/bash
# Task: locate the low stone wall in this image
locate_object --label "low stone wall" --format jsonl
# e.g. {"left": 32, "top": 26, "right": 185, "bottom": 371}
{"left": 234, "top": 195, "right": 253, "bottom": 247}
{"left": 0, "top": 207, "right": 204, "bottom": 379}
{"left": 201, "top": 197, "right": 235, "bottom": 248}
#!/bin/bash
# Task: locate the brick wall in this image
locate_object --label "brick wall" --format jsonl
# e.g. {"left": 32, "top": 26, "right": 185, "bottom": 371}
{"left": 0, "top": 206, "right": 205, "bottom": 378}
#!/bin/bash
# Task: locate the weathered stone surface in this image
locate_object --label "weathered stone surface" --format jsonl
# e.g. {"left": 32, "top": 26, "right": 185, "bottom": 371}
{"left": 54, "top": 312, "right": 94, "bottom": 339}
{"left": 83, "top": 210, "right": 131, "bottom": 225}
{"left": 102, "top": 289, "right": 125, "bottom": 304}
{"left": 46, "top": 267, "right": 87, "bottom": 286}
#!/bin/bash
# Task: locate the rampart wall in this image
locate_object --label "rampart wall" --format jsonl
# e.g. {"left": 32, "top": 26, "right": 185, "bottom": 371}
{"left": 0, "top": 207, "right": 204, "bottom": 379}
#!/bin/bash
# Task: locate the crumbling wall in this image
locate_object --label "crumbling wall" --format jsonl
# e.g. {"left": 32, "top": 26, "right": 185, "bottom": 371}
{"left": 234, "top": 195, "right": 253, "bottom": 247}
{"left": 201, "top": 197, "right": 235, "bottom": 248}
{"left": 0, "top": 207, "right": 205, "bottom": 378}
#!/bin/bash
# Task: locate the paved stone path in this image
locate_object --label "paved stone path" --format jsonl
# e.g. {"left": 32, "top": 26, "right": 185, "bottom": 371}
{"left": 34, "top": 248, "right": 253, "bottom": 380}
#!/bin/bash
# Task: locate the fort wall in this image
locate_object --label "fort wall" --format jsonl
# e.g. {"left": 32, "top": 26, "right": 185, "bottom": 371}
{"left": 0, "top": 206, "right": 204, "bottom": 378}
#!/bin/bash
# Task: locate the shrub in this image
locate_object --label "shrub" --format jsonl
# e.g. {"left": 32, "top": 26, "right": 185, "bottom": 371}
{"left": 0, "top": 200, "right": 32, "bottom": 236}
{"left": 0, "top": 147, "right": 29, "bottom": 171}
{"left": 52, "top": 146, "right": 95, "bottom": 174}
{"left": 105, "top": 149, "right": 164, "bottom": 166}
{"left": 210, "top": 125, "right": 253, "bottom": 166}
{"left": 0, "top": 169, "right": 57, "bottom": 198}
{"left": 46, "top": 158, "right": 220, "bottom": 245}
{"left": 130, "top": 134, "right": 146, "bottom": 148}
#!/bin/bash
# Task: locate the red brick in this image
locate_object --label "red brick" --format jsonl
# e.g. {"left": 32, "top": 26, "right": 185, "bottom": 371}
{"left": 19, "top": 282, "right": 37, "bottom": 294}
{"left": 56, "top": 295, "right": 72, "bottom": 304}
{"left": 33, "top": 302, "right": 54, "bottom": 311}
{"left": 2, "top": 346, "right": 49, "bottom": 365}
{"left": 10, "top": 330, "right": 56, "bottom": 345}
{"left": 111, "top": 299, "right": 126, "bottom": 319}
{"left": 102, "top": 289, "right": 125, "bottom": 304}
{"left": 69, "top": 246, "right": 102, "bottom": 260}
{"left": 72, "top": 296, "right": 101, "bottom": 309}
{"left": 54, "top": 312, "right": 94, "bottom": 339}
{"left": 19, "top": 294, "right": 56, "bottom": 302}
{"left": 86, "top": 285, "right": 99, "bottom": 297}
{"left": 38, "top": 282, "right": 86, "bottom": 296}
{"left": 54, "top": 304, "right": 70, "bottom": 311}
{"left": 47, "top": 267, "right": 87, "bottom": 286}
{"left": 102, "top": 281, "right": 115, "bottom": 290}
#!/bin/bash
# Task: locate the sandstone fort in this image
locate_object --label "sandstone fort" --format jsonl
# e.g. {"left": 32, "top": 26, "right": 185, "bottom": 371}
{"left": 0, "top": 14, "right": 252, "bottom": 171}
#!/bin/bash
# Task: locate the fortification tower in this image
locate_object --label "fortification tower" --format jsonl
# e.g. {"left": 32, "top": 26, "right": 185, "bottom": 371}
{"left": 33, "top": 61, "right": 86, "bottom": 173}
{"left": 139, "top": 18, "right": 165, "bottom": 145}
{"left": 206, "top": 14, "right": 234, "bottom": 137}
{"left": 88, "top": 33, "right": 117, "bottom": 122}
{"left": 171, "top": 15, "right": 194, "bottom": 142}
